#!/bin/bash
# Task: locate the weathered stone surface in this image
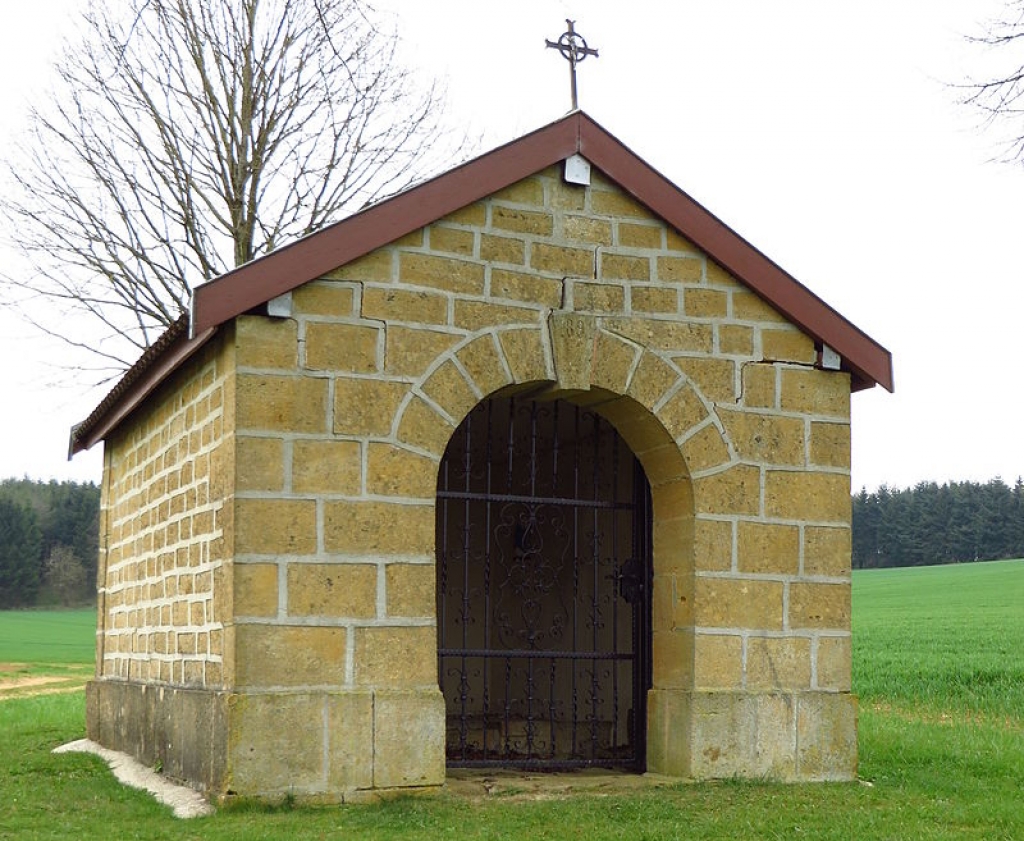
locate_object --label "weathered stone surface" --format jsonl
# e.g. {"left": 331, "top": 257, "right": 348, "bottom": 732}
{"left": 385, "top": 562, "right": 435, "bottom": 618}
{"left": 679, "top": 424, "right": 731, "bottom": 474}
{"left": 672, "top": 357, "right": 736, "bottom": 403}
{"left": 563, "top": 215, "right": 613, "bottom": 245}
{"left": 490, "top": 268, "right": 562, "bottom": 307}
{"left": 657, "top": 256, "right": 702, "bottom": 283}
{"left": 737, "top": 521, "right": 800, "bottom": 575}
{"left": 719, "top": 408, "right": 804, "bottom": 466}
{"left": 422, "top": 360, "right": 479, "bottom": 424}
{"left": 354, "top": 626, "right": 437, "bottom": 687}
{"left": 694, "top": 517, "right": 733, "bottom": 572}
{"left": 741, "top": 363, "right": 777, "bottom": 408}
{"left": 796, "top": 693, "right": 858, "bottom": 780}
{"left": 591, "top": 330, "right": 639, "bottom": 394}
{"left": 292, "top": 281, "right": 356, "bottom": 317}
{"left": 234, "top": 563, "right": 278, "bottom": 617}
{"left": 385, "top": 326, "right": 460, "bottom": 376}
{"left": 304, "top": 322, "right": 380, "bottom": 373}
{"left": 327, "top": 690, "right": 374, "bottom": 791}
{"left": 746, "top": 636, "right": 812, "bottom": 690}
{"left": 373, "top": 689, "right": 445, "bottom": 789}
{"left": 366, "top": 444, "right": 439, "bottom": 498}
{"left": 810, "top": 421, "right": 851, "bottom": 469}
{"left": 292, "top": 439, "right": 361, "bottom": 495}
{"left": 234, "top": 316, "right": 297, "bottom": 369}
{"left": 631, "top": 286, "right": 678, "bottom": 314}
{"left": 765, "top": 472, "right": 850, "bottom": 522}
{"left": 816, "top": 635, "right": 852, "bottom": 691}
{"left": 235, "top": 436, "right": 284, "bottom": 491}
{"left": 234, "top": 498, "right": 317, "bottom": 555}
{"left": 235, "top": 624, "right": 346, "bottom": 687}
{"left": 497, "top": 328, "right": 550, "bottom": 384}
{"left": 361, "top": 287, "right": 448, "bottom": 325}
{"left": 694, "top": 576, "right": 784, "bottom": 630}
{"left": 456, "top": 335, "right": 514, "bottom": 398}
{"left": 323, "top": 500, "right": 434, "bottom": 555}
{"left": 334, "top": 378, "right": 407, "bottom": 436}
{"left": 453, "top": 300, "right": 541, "bottom": 332}
{"left": 780, "top": 369, "right": 850, "bottom": 418}
{"left": 789, "top": 582, "right": 851, "bottom": 630}
{"left": 428, "top": 225, "right": 474, "bottom": 255}
{"left": 287, "top": 563, "right": 378, "bottom": 618}
{"left": 617, "top": 222, "right": 663, "bottom": 249}
{"left": 693, "top": 633, "right": 743, "bottom": 689}
{"left": 396, "top": 396, "right": 455, "bottom": 456}
{"left": 228, "top": 692, "right": 324, "bottom": 795}
{"left": 652, "top": 627, "right": 694, "bottom": 689}
{"left": 803, "top": 526, "right": 851, "bottom": 578}
{"left": 480, "top": 234, "right": 526, "bottom": 265}
{"left": 399, "top": 253, "right": 484, "bottom": 295}
{"left": 236, "top": 374, "right": 328, "bottom": 434}
{"left": 693, "top": 465, "right": 761, "bottom": 516}
{"left": 762, "top": 328, "right": 815, "bottom": 364}
{"left": 549, "top": 311, "right": 595, "bottom": 391}
{"left": 572, "top": 281, "right": 625, "bottom": 313}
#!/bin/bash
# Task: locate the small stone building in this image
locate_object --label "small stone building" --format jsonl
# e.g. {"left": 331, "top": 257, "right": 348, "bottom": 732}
{"left": 71, "top": 112, "right": 892, "bottom": 802}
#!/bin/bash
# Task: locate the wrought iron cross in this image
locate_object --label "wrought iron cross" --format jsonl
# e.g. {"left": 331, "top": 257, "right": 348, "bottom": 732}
{"left": 545, "top": 20, "right": 599, "bottom": 111}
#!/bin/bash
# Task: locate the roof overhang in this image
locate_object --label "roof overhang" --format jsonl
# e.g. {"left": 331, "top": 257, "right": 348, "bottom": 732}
{"left": 71, "top": 110, "right": 893, "bottom": 456}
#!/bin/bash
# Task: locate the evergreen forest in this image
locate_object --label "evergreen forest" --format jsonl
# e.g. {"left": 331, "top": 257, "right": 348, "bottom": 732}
{"left": 852, "top": 478, "right": 1024, "bottom": 568}
{"left": 0, "top": 478, "right": 99, "bottom": 608}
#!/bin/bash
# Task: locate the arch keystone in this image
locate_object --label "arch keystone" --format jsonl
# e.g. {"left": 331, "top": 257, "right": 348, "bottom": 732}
{"left": 548, "top": 310, "right": 596, "bottom": 391}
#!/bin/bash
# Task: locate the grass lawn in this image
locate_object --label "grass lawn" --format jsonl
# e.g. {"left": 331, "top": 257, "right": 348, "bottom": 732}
{"left": 1, "top": 561, "right": 1022, "bottom": 839}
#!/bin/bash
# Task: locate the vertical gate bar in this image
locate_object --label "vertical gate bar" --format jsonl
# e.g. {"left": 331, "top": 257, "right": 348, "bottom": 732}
{"left": 503, "top": 656, "right": 512, "bottom": 758}
{"left": 549, "top": 656, "right": 558, "bottom": 758}
{"left": 458, "top": 407, "right": 474, "bottom": 758}
{"left": 438, "top": 439, "right": 450, "bottom": 750}
{"left": 482, "top": 401, "right": 494, "bottom": 759}
{"left": 590, "top": 409, "right": 601, "bottom": 759}
{"left": 610, "top": 424, "right": 621, "bottom": 761}
{"left": 571, "top": 403, "right": 581, "bottom": 756}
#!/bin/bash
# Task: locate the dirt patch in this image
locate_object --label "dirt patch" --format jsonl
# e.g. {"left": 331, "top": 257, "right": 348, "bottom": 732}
{"left": 444, "top": 768, "right": 681, "bottom": 801}
{"left": 0, "top": 670, "right": 90, "bottom": 700}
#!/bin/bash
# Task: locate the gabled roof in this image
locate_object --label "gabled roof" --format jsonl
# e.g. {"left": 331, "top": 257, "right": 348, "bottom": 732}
{"left": 71, "top": 110, "right": 893, "bottom": 456}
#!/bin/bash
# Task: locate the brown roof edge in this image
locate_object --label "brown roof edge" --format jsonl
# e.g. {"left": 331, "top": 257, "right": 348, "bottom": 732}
{"left": 189, "top": 113, "right": 585, "bottom": 337}
{"left": 576, "top": 117, "right": 894, "bottom": 393}
{"left": 68, "top": 315, "right": 217, "bottom": 456}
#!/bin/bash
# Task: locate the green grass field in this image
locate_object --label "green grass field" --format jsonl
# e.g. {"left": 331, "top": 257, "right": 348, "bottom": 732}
{"left": 1, "top": 561, "right": 1022, "bottom": 839}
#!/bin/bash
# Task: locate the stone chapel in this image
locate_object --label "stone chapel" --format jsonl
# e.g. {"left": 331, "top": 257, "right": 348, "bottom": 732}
{"left": 70, "top": 111, "right": 893, "bottom": 802}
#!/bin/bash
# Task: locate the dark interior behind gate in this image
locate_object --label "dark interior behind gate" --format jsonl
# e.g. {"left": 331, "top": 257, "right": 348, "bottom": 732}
{"left": 436, "top": 395, "right": 653, "bottom": 770}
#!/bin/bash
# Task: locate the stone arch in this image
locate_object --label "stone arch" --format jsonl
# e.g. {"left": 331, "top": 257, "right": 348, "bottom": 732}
{"left": 390, "top": 317, "right": 740, "bottom": 775}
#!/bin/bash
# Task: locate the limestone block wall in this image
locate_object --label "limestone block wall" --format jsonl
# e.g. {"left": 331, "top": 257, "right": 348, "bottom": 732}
{"left": 222, "top": 165, "right": 855, "bottom": 795}
{"left": 95, "top": 339, "right": 229, "bottom": 688}
{"left": 89, "top": 162, "right": 856, "bottom": 801}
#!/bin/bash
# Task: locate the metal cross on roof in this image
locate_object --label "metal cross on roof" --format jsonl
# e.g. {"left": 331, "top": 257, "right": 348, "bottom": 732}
{"left": 545, "top": 20, "right": 599, "bottom": 111}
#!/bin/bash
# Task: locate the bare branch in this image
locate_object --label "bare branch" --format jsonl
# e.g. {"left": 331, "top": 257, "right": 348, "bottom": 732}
{"left": 0, "top": 0, "right": 470, "bottom": 376}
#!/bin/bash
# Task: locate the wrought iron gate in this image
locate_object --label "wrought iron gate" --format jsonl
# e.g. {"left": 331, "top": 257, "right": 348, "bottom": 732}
{"left": 436, "top": 396, "right": 652, "bottom": 770}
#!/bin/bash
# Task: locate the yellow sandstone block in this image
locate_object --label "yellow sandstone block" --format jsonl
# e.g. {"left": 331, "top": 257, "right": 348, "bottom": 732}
{"left": 490, "top": 269, "right": 562, "bottom": 308}
{"left": 737, "top": 521, "right": 800, "bottom": 575}
{"left": 233, "top": 563, "right": 278, "bottom": 617}
{"left": 718, "top": 408, "right": 805, "bottom": 466}
{"left": 333, "top": 378, "right": 408, "bottom": 436}
{"left": 746, "top": 637, "right": 812, "bottom": 689}
{"left": 233, "top": 316, "right": 297, "bottom": 370}
{"left": 235, "top": 624, "right": 346, "bottom": 686}
{"left": 292, "top": 281, "right": 356, "bottom": 317}
{"left": 399, "top": 253, "right": 485, "bottom": 295}
{"left": 694, "top": 633, "right": 744, "bottom": 689}
{"left": 384, "top": 326, "right": 460, "bottom": 377}
{"left": 292, "top": 439, "right": 361, "bottom": 495}
{"left": 366, "top": 443, "right": 439, "bottom": 498}
{"left": 456, "top": 335, "right": 513, "bottom": 398}
{"left": 789, "top": 582, "right": 851, "bottom": 629}
{"left": 236, "top": 374, "right": 329, "bottom": 434}
{"left": 304, "top": 322, "right": 379, "bottom": 373}
{"left": 361, "top": 287, "right": 448, "bottom": 325}
{"left": 286, "top": 562, "right": 378, "bottom": 618}
{"left": 764, "top": 471, "right": 850, "bottom": 522}
{"left": 810, "top": 422, "right": 851, "bottom": 469}
{"left": 234, "top": 498, "right": 318, "bottom": 555}
{"left": 631, "top": 286, "right": 678, "bottom": 314}
{"left": 694, "top": 576, "right": 784, "bottom": 630}
{"left": 480, "top": 234, "right": 526, "bottom": 265}
{"left": 803, "top": 526, "right": 851, "bottom": 578}
{"left": 428, "top": 225, "right": 475, "bottom": 256}
{"left": 323, "top": 500, "right": 434, "bottom": 555}
{"left": 385, "top": 563, "right": 435, "bottom": 617}
{"left": 354, "top": 626, "right": 437, "bottom": 687}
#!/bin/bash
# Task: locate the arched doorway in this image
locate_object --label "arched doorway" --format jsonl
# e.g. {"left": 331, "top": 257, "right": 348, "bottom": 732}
{"left": 436, "top": 394, "right": 653, "bottom": 770}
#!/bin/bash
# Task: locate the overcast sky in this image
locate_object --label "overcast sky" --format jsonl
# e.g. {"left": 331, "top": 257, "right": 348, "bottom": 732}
{"left": 1, "top": 0, "right": 1022, "bottom": 492}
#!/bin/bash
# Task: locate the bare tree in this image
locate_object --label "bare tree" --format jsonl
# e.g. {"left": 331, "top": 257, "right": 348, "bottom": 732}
{"left": 962, "top": 1, "right": 1024, "bottom": 163}
{"left": 1, "top": 0, "right": 465, "bottom": 377}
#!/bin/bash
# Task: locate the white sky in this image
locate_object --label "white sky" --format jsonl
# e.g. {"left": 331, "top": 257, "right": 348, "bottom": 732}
{"left": 1, "top": 0, "right": 1022, "bottom": 492}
